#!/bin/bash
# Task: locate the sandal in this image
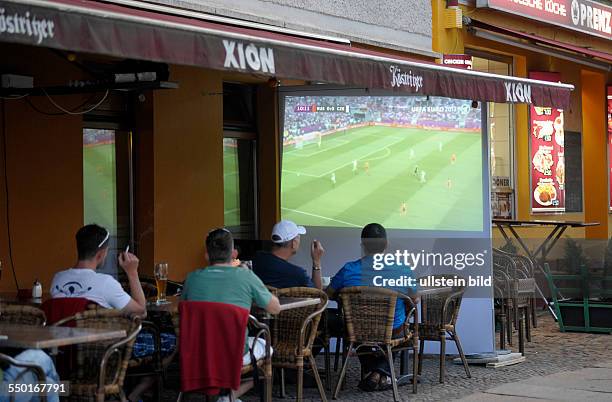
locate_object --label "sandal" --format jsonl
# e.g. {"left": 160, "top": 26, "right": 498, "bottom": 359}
{"left": 377, "top": 374, "right": 393, "bottom": 391}
{"left": 358, "top": 372, "right": 380, "bottom": 392}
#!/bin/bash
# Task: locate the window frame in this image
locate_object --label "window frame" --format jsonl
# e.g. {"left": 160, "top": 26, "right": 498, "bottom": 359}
{"left": 467, "top": 50, "right": 517, "bottom": 219}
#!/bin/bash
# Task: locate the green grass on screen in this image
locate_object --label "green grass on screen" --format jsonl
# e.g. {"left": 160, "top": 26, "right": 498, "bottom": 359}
{"left": 281, "top": 126, "right": 483, "bottom": 231}
{"left": 83, "top": 143, "right": 117, "bottom": 230}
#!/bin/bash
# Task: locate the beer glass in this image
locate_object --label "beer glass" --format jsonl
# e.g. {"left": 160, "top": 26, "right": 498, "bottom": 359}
{"left": 154, "top": 262, "right": 169, "bottom": 304}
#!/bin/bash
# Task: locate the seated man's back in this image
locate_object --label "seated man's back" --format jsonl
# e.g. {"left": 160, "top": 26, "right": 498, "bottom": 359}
{"left": 51, "top": 224, "right": 146, "bottom": 315}
{"left": 182, "top": 265, "right": 271, "bottom": 311}
{"left": 329, "top": 256, "right": 411, "bottom": 329}
{"left": 327, "top": 224, "right": 416, "bottom": 329}
{"left": 181, "top": 228, "right": 280, "bottom": 357}
{"left": 252, "top": 220, "right": 324, "bottom": 289}
{"left": 253, "top": 251, "right": 313, "bottom": 289}
{"left": 51, "top": 268, "right": 130, "bottom": 309}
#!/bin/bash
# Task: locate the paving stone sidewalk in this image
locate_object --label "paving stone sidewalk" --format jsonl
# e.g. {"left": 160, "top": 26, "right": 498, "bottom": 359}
{"left": 457, "top": 361, "right": 612, "bottom": 401}
{"left": 169, "top": 314, "right": 612, "bottom": 401}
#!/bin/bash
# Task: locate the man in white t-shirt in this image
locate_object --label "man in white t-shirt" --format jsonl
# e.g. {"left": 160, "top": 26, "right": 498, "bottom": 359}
{"left": 51, "top": 224, "right": 146, "bottom": 315}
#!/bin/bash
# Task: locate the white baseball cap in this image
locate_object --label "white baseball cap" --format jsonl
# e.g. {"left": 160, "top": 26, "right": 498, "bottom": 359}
{"left": 271, "top": 220, "right": 306, "bottom": 243}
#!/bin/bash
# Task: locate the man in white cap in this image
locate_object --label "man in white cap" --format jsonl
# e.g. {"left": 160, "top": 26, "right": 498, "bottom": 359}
{"left": 252, "top": 220, "right": 324, "bottom": 289}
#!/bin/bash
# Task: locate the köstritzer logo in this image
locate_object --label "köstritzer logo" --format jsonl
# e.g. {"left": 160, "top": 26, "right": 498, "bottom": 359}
{"left": 389, "top": 65, "right": 423, "bottom": 92}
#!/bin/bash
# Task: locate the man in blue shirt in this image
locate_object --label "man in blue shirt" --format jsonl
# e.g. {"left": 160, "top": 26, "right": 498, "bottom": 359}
{"left": 253, "top": 220, "right": 324, "bottom": 289}
{"left": 326, "top": 223, "right": 416, "bottom": 392}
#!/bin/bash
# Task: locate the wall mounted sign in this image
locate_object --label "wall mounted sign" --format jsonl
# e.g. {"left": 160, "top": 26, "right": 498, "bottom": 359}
{"left": 442, "top": 54, "right": 473, "bottom": 69}
{"left": 477, "top": 0, "right": 612, "bottom": 41}
{"left": 530, "top": 71, "right": 565, "bottom": 213}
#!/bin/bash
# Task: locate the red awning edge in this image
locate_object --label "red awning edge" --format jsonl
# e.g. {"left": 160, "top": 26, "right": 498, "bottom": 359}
{"left": 470, "top": 20, "right": 612, "bottom": 64}
{"left": 0, "top": 0, "right": 574, "bottom": 108}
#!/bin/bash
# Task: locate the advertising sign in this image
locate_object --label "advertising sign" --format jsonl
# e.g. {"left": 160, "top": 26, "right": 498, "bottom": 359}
{"left": 0, "top": 0, "right": 573, "bottom": 109}
{"left": 608, "top": 86, "right": 612, "bottom": 211}
{"left": 477, "top": 0, "right": 612, "bottom": 41}
{"left": 442, "top": 54, "right": 473, "bottom": 69}
{"left": 530, "top": 72, "right": 565, "bottom": 213}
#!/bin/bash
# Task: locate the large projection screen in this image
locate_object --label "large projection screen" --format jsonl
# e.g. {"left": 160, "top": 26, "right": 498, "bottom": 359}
{"left": 279, "top": 87, "right": 494, "bottom": 354}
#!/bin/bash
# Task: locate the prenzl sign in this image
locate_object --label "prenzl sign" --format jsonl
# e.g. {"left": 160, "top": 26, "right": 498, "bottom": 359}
{"left": 478, "top": 0, "right": 612, "bottom": 40}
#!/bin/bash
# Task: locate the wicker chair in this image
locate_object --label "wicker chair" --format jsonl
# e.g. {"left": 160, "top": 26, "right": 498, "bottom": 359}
{"left": 126, "top": 319, "right": 165, "bottom": 402}
{"left": 0, "top": 304, "right": 46, "bottom": 326}
{"left": 416, "top": 279, "right": 471, "bottom": 383}
{"left": 511, "top": 254, "right": 538, "bottom": 329}
{"left": 0, "top": 352, "right": 48, "bottom": 402}
{"left": 333, "top": 287, "right": 418, "bottom": 402}
{"left": 493, "top": 270, "right": 508, "bottom": 350}
{"left": 493, "top": 249, "right": 534, "bottom": 354}
{"left": 271, "top": 287, "right": 328, "bottom": 402}
{"left": 176, "top": 309, "right": 272, "bottom": 402}
{"left": 495, "top": 250, "right": 536, "bottom": 333}
{"left": 243, "top": 315, "right": 273, "bottom": 402}
{"left": 53, "top": 309, "right": 142, "bottom": 402}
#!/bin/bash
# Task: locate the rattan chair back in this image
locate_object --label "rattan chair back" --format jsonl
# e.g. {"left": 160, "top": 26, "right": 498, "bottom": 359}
{"left": 419, "top": 275, "right": 465, "bottom": 329}
{"left": 338, "top": 286, "right": 399, "bottom": 344}
{"left": 0, "top": 304, "right": 46, "bottom": 326}
{"left": 273, "top": 287, "right": 327, "bottom": 357}
{"left": 54, "top": 309, "right": 141, "bottom": 400}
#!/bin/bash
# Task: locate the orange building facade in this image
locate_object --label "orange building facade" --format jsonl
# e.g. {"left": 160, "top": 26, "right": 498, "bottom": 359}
{"left": 433, "top": 0, "right": 611, "bottom": 245}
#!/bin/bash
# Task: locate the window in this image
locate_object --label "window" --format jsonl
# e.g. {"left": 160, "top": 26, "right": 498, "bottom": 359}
{"left": 471, "top": 54, "right": 515, "bottom": 219}
{"left": 223, "top": 83, "right": 258, "bottom": 239}
{"left": 83, "top": 128, "right": 132, "bottom": 274}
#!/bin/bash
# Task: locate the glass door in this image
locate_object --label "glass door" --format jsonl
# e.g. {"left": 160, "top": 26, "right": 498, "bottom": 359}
{"left": 83, "top": 128, "right": 132, "bottom": 275}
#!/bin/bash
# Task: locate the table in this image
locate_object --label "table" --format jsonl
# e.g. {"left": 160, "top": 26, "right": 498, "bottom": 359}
{"left": 493, "top": 219, "right": 599, "bottom": 318}
{"left": 146, "top": 296, "right": 179, "bottom": 313}
{"left": 493, "top": 219, "right": 599, "bottom": 264}
{"left": 279, "top": 297, "right": 321, "bottom": 311}
{"left": 147, "top": 295, "right": 322, "bottom": 314}
{"left": 0, "top": 292, "right": 50, "bottom": 306}
{"left": 0, "top": 324, "right": 126, "bottom": 349}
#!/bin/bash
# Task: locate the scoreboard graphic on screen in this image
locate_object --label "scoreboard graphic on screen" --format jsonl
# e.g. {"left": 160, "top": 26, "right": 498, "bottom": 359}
{"left": 294, "top": 104, "right": 350, "bottom": 113}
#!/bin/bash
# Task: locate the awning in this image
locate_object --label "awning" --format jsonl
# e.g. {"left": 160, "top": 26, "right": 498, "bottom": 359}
{"left": 0, "top": 0, "right": 573, "bottom": 108}
{"left": 470, "top": 20, "right": 612, "bottom": 70}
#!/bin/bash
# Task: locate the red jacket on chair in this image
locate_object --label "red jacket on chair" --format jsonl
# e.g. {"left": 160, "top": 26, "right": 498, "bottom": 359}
{"left": 41, "top": 297, "right": 96, "bottom": 325}
{"left": 41, "top": 297, "right": 98, "bottom": 378}
{"left": 179, "top": 300, "right": 249, "bottom": 394}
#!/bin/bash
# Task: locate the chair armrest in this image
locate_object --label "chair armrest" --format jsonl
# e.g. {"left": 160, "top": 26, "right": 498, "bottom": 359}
{"left": 441, "top": 289, "right": 465, "bottom": 326}
{"left": 397, "top": 293, "right": 419, "bottom": 340}
{"left": 298, "top": 299, "right": 329, "bottom": 353}
{"left": 248, "top": 315, "right": 271, "bottom": 363}
{"left": 99, "top": 319, "right": 142, "bottom": 389}
{"left": 397, "top": 292, "right": 418, "bottom": 321}
{"left": 0, "top": 353, "right": 46, "bottom": 384}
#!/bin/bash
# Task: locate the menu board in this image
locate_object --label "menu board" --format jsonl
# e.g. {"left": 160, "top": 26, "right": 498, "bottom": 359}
{"left": 608, "top": 86, "right": 612, "bottom": 212}
{"left": 492, "top": 191, "right": 513, "bottom": 219}
{"left": 530, "top": 72, "right": 565, "bottom": 213}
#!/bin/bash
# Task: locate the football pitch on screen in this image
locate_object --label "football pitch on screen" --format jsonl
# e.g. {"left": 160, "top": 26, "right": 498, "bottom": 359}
{"left": 84, "top": 143, "right": 116, "bottom": 229}
{"left": 280, "top": 126, "right": 484, "bottom": 231}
